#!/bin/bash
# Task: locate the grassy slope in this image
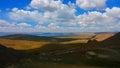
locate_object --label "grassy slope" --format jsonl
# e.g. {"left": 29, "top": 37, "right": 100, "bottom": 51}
{"left": 0, "top": 34, "right": 93, "bottom": 50}
{"left": 58, "top": 34, "right": 94, "bottom": 45}
{"left": 61, "top": 39, "right": 88, "bottom": 44}
{"left": 91, "top": 33, "right": 114, "bottom": 42}
{"left": 1, "top": 33, "right": 120, "bottom": 68}
{"left": 0, "top": 38, "right": 49, "bottom": 50}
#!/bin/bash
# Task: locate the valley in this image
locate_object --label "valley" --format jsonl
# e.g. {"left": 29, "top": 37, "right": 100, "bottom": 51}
{"left": 0, "top": 32, "right": 120, "bottom": 68}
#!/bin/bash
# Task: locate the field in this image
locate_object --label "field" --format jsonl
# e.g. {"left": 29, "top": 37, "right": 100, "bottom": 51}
{"left": 0, "top": 38, "right": 49, "bottom": 50}
{"left": 0, "top": 33, "right": 120, "bottom": 68}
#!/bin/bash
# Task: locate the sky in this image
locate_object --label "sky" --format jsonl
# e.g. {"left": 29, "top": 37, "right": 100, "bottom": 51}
{"left": 0, "top": 0, "right": 120, "bottom": 33}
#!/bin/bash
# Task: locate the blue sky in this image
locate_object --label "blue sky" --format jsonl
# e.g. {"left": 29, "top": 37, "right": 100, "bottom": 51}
{"left": 0, "top": 0, "right": 120, "bottom": 32}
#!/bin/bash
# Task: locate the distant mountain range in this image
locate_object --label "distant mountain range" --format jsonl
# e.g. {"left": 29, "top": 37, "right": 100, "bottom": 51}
{"left": 0, "top": 32, "right": 96, "bottom": 36}
{"left": 0, "top": 32, "right": 74, "bottom": 36}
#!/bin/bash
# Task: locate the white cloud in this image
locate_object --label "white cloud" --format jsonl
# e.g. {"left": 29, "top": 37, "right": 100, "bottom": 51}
{"left": 0, "top": 20, "right": 33, "bottom": 32}
{"left": 48, "top": 23, "right": 60, "bottom": 29}
{"left": 7, "top": 7, "right": 120, "bottom": 32}
{"left": 9, "top": 3, "right": 76, "bottom": 26}
{"left": 77, "top": 11, "right": 109, "bottom": 27}
{"left": 76, "top": 7, "right": 120, "bottom": 31}
{"left": 30, "top": 0, "right": 62, "bottom": 11}
{"left": 28, "top": 0, "right": 76, "bottom": 25}
{"left": 106, "top": 7, "right": 120, "bottom": 19}
{"left": 35, "top": 25, "right": 46, "bottom": 29}
{"left": 9, "top": 8, "right": 44, "bottom": 24}
{"left": 43, "top": 4, "right": 76, "bottom": 24}
{"left": 76, "top": 0, "right": 106, "bottom": 10}
{"left": 17, "top": 23, "right": 32, "bottom": 27}
{"left": 2, "top": 0, "right": 120, "bottom": 32}
{"left": 0, "top": 20, "right": 15, "bottom": 27}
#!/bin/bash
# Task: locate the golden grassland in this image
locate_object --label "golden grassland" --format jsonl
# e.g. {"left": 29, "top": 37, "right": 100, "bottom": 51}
{"left": 0, "top": 38, "right": 49, "bottom": 50}
{"left": 0, "top": 33, "right": 116, "bottom": 50}
{"left": 57, "top": 35, "right": 93, "bottom": 45}
{"left": 1, "top": 33, "right": 120, "bottom": 68}
{"left": 0, "top": 35, "right": 90, "bottom": 50}
{"left": 91, "top": 33, "right": 115, "bottom": 42}
{"left": 61, "top": 39, "right": 88, "bottom": 44}
{"left": 0, "top": 38, "right": 88, "bottom": 50}
{"left": 56, "top": 35, "right": 94, "bottom": 39}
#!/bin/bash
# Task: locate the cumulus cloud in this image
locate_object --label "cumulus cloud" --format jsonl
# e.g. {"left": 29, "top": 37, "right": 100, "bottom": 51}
{"left": 28, "top": 0, "right": 76, "bottom": 25}
{"left": 77, "top": 11, "right": 109, "bottom": 26}
{"left": 76, "top": 0, "right": 106, "bottom": 10}
{"left": 9, "top": 3, "right": 76, "bottom": 26}
{"left": 9, "top": 8, "right": 44, "bottom": 24}
{"left": 7, "top": 6, "right": 120, "bottom": 32}
{"left": 76, "top": 7, "right": 120, "bottom": 31}
{"left": 17, "top": 23, "right": 32, "bottom": 27}
{"left": 43, "top": 4, "right": 76, "bottom": 24}
{"left": 29, "top": 0, "right": 62, "bottom": 11}
{"left": 105, "top": 7, "right": 120, "bottom": 19}
{"left": 48, "top": 23, "right": 60, "bottom": 29}
{"left": 0, "top": 20, "right": 33, "bottom": 32}
{"left": 1, "top": 0, "right": 120, "bottom": 32}
{"left": 0, "top": 20, "right": 15, "bottom": 27}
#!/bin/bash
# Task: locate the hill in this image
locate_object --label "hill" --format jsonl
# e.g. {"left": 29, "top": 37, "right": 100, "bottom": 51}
{"left": 0, "top": 34, "right": 58, "bottom": 42}
{"left": 0, "top": 34, "right": 76, "bottom": 42}
{"left": 0, "top": 44, "right": 24, "bottom": 67}
{"left": 101, "top": 32, "right": 120, "bottom": 45}
{"left": 0, "top": 34, "right": 82, "bottom": 50}
{"left": 89, "top": 32, "right": 120, "bottom": 45}
{"left": 0, "top": 38, "right": 48, "bottom": 50}
{"left": 0, "top": 33, "right": 120, "bottom": 68}
{"left": 90, "top": 33, "right": 115, "bottom": 42}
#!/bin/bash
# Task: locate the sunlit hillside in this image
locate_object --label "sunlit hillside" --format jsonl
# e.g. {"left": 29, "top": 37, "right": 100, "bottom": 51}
{"left": 0, "top": 38, "right": 48, "bottom": 50}
{"left": 0, "top": 34, "right": 94, "bottom": 50}
{"left": 0, "top": 32, "right": 120, "bottom": 68}
{"left": 91, "top": 33, "right": 115, "bottom": 42}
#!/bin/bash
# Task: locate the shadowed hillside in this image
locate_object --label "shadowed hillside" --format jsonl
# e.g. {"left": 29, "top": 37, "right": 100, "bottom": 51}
{"left": 0, "top": 44, "right": 24, "bottom": 68}
{"left": 0, "top": 33, "right": 120, "bottom": 68}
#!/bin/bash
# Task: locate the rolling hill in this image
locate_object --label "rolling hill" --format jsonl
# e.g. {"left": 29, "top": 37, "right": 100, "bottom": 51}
{"left": 102, "top": 32, "right": 120, "bottom": 43}
{"left": 90, "top": 33, "right": 115, "bottom": 42}
{"left": 0, "top": 34, "right": 76, "bottom": 42}
{"left": 0, "top": 38, "right": 48, "bottom": 50}
{"left": 0, "top": 32, "right": 120, "bottom": 68}
{"left": 0, "top": 44, "right": 25, "bottom": 68}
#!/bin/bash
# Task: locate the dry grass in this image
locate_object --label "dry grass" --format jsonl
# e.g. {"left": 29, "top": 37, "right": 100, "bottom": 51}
{"left": 61, "top": 39, "right": 88, "bottom": 44}
{"left": 91, "top": 33, "right": 115, "bottom": 42}
{"left": 0, "top": 38, "right": 49, "bottom": 50}
{"left": 57, "top": 35, "right": 93, "bottom": 39}
{"left": 57, "top": 35, "right": 92, "bottom": 45}
{"left": 0, "top": 33, "right": 114, "bottom": 50}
